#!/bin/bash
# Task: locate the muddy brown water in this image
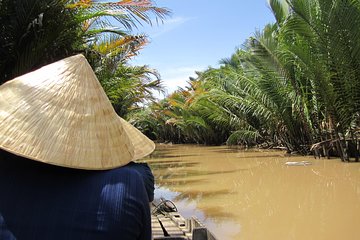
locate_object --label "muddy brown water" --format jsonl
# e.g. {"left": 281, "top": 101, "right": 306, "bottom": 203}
{"left": 142, "top": 144, "right": 360, "bottom": 240}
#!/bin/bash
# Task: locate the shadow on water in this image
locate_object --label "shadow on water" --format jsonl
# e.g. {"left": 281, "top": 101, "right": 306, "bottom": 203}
{"left": 199, "top": 206, "right": 238, "bottom": 219}
{"left": 174, "top": 189, "right": 234, "bottom": 201}
{"left": 148, "top": 153, "right": 199, "bottom": 159}
{"left": 152, "top": 167, "right": 242, "bottom": 188}
{"left": 205, "top": 148, "right": 246, "bottom": 153}
{"left": 148, "top": 161, "right": 200, "bottom": 171}
{"left": 156, "top": 177, "right": 206, "bottom": 186}
{"left": 204, "top": 147, "right": 283, "bottom": 157}
{"left": 234, "top": 154, "right": 283, "bottom": 159}
{"left": 155, "top": 168, "right": 240, "bottom": 178}
{"left": 147, "top": 146, "right": 201, "bottom": 159}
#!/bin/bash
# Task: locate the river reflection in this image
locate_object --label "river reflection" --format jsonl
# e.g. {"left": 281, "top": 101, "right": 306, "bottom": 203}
{"left": 142, "top": 144, "right": 360, "bottom": 240}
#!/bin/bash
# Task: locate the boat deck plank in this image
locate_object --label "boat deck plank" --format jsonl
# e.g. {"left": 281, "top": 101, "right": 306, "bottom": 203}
{"left": 151, "top": 199, "right": 217, "bottom": 240}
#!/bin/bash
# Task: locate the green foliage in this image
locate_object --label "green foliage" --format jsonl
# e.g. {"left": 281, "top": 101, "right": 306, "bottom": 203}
{"left": 0, "top": 0, "right": 84, "bottom": 84}
{"left": 2, "top": 0, "right": 359, "bottom": 159}
{"left": 133, "top": 0, "right": 360, "bottom": 160}
{"left": 99, "top": 64, "right": 163, "bottom": 117}
{"left": 0, "top": 0, "right": 170, "bottom": 123}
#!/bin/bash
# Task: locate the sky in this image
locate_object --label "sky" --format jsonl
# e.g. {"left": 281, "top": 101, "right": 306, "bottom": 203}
{"left": 130, "top": 0, "right": 275, "bottom": 97}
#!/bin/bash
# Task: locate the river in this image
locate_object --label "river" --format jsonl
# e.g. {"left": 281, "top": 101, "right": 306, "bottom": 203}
{"left": 142, "top": 144, "right": 360, "bottom": 240}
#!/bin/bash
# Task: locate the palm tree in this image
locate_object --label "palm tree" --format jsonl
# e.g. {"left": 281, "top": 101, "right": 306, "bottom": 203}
{"left": 138, "top": 0, "right": 359, "bottom": 160}
{"left": 0, "top": 0, "right": 84, "bottom": 84}
{"left": 100, "top": 64, "right": 163, "bottom": 117}
{"left": 0, "top": 0, "right": 170, "bottom": 84}
{"left": 70, "top": 0, "right": 170, "bottom": 119}
{"left": 197, "top": 62, "right": 274, "bottom": 147}
{"left": 274, "top": 0, "right": 360, "bottom": 160}
{"left": 71, "top": 0, "right": 170, "bottom": 65}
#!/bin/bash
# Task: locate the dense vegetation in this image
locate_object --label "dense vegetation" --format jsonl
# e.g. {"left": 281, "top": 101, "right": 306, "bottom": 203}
{"left": 131, "top": 0, "right": 360, "bottom": 161}
{"left": 0, "top": 0, "right": 169, "bottom": 115}
{"left": 1, "top": 0, "right": 359, "bottom": 161}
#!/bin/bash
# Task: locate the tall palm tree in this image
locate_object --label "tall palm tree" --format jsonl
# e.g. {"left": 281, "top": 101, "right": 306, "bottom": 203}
{"left": 0, "top": 0, "right": 170, "bottom": 84}
{"left": 0, "top": 0, "right": 84, "bottom": 84}
{"left": 130, "top": 0, "right": 359, "bottom": 158}
{"left": 276, "top": 0, "right": 360, "bottom": 159}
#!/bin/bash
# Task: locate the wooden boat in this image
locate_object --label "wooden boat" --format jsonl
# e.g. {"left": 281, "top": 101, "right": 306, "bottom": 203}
{"left": 151, "top": 198, "right": 217, "bottom": 240}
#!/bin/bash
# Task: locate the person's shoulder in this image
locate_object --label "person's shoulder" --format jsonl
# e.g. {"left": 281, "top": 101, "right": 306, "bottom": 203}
{"left": 101, "top": 164, "right": 148, "bottom": 186}
{"left": 126, "top": 162, "right": 152, "bottom": 175}
{"left": 105, "top": 164, "right": 143, "bottom": 178}
{"left": 125, "top": 162, "right": 155, "bottom": 202}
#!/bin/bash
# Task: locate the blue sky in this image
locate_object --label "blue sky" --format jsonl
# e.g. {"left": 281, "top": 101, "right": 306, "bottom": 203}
{"left": 130, "top": 0, "right": 275, "bottom": 97}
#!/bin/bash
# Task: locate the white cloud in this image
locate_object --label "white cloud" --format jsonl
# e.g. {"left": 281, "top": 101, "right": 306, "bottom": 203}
{"left": 147, "top": 16, "right": 193, "bottom": 38}
{"left": 160, "top": 65, "right": 206, "bottom": 94}
{"left": 164, "top": 16, "right": 190, "bottom": 25}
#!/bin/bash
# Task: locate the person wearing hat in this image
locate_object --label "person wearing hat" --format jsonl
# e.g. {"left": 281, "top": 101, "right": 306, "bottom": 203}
{"left": 0, "top": 55, "right": 156, "bottom": 240}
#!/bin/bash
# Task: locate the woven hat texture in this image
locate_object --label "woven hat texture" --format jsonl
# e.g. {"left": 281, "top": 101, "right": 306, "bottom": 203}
{"left": 0, "top": 54, "right": 155, "bottom": 170}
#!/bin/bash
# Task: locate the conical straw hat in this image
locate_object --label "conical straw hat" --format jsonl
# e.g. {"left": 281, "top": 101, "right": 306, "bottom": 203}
{"left": 0, "top": 54, "right": 155, "bottom": 170}
{"left": 118, "top": 117, "right": 155, "bottom": 161}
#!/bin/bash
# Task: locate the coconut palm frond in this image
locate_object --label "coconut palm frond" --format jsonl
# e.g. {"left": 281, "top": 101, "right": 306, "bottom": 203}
{"left": 269, "top": 0, "right": 290, "bottom": 25}
{"left": 226, "top": 128, "right": 262, "bottom": 146}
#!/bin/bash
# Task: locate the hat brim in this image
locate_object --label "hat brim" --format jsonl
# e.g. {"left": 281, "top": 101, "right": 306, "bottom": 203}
{"left": 0, "top": 54, "right": 155, "bottom": 170}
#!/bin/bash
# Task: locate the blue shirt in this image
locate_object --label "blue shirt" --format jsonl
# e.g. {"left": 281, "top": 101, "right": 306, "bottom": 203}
{"left": 0, "top": 151, "right": 153, "bottom": 240}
